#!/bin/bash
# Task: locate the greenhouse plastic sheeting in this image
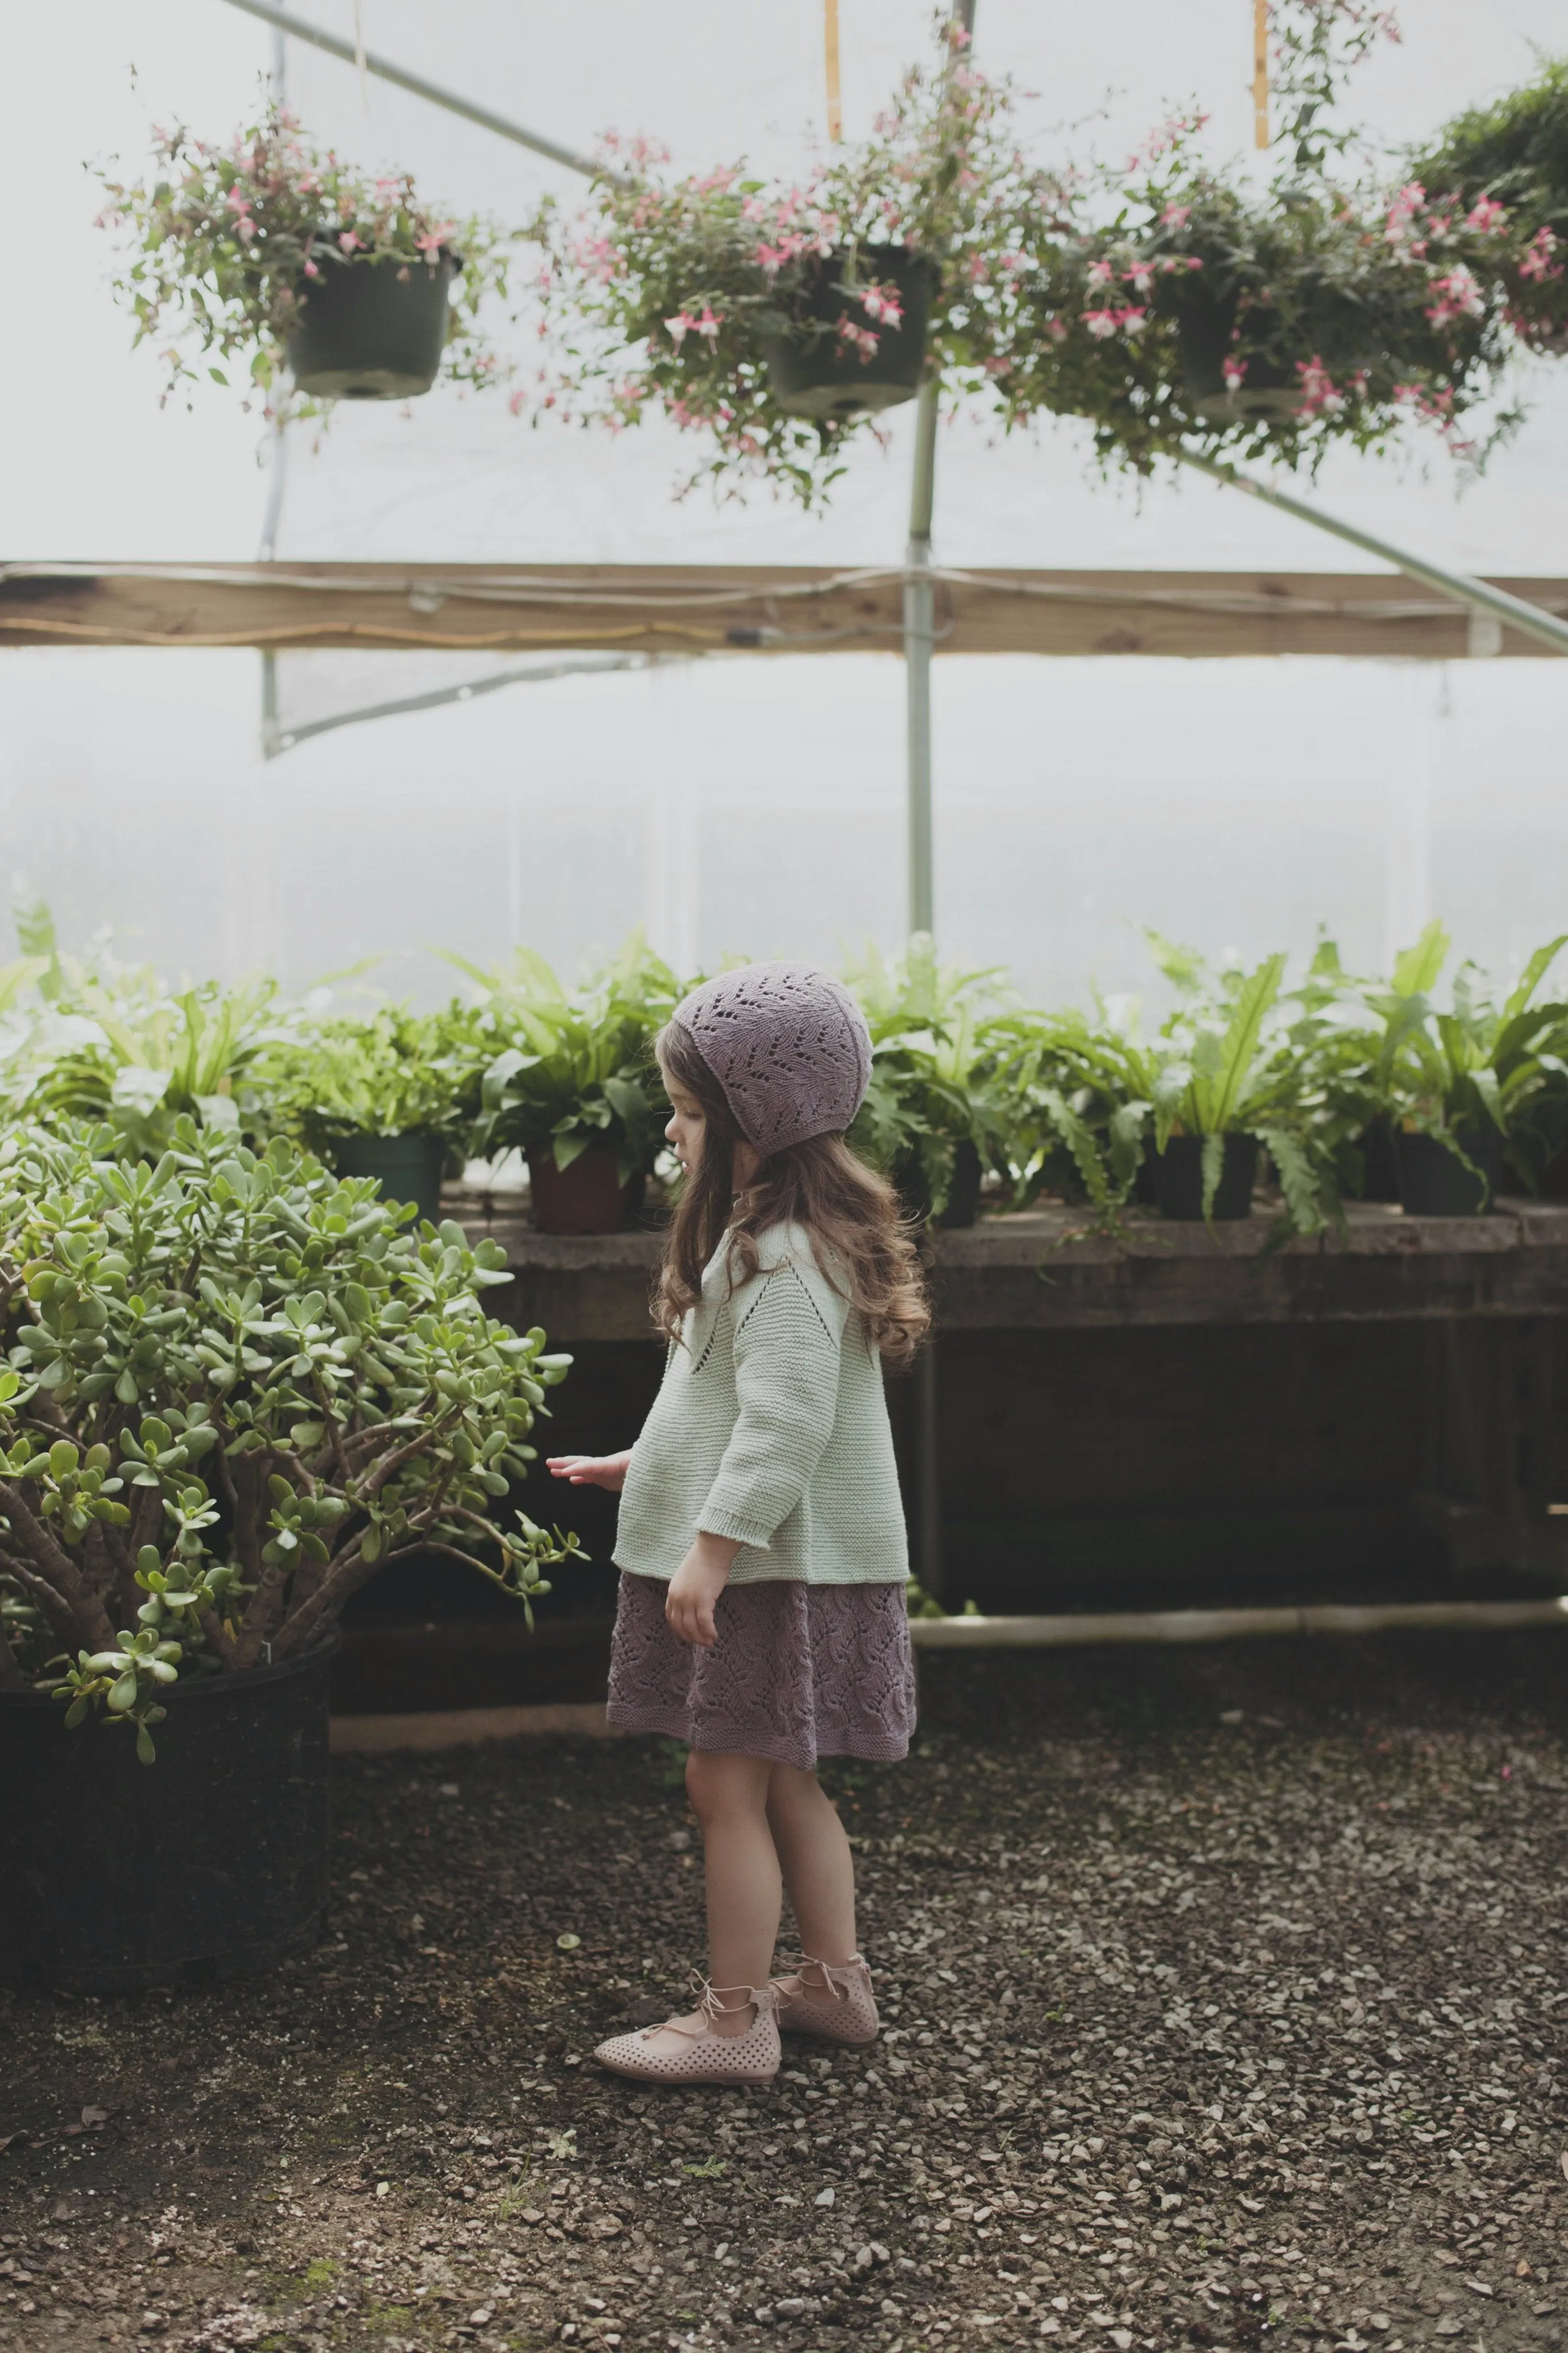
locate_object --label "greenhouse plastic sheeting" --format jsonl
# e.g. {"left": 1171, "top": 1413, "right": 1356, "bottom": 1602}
{"left": 3, "top": 0, "right": 1566, "bottom": 1005}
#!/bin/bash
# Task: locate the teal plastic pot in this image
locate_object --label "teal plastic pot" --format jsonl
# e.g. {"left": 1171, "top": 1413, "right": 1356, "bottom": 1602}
{"left": 287, "top": 253, "right": 457, "bottom": 399}
{"left": 1396, "top": 1126, "right": 1504, "bottom": 1216}
{"left": 762, "top": 246, "right": 934, "bottom": 420}
{"left": 333, "top": 1132, "right": 446, "bottom": 1226}
{"left": 1156, "top": 1133, "right": 1258, "bottom": 1221}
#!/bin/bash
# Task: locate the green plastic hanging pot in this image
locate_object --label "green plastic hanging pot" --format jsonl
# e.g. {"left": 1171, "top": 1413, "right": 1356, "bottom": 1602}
{"left": 332, "top": 1132, "right": 446, "bottom": 1226}
{"left": 762, "top": 245, "right": 935, "bottom": 419}
{"left": 287, "top": 253, "right": 458, "bottom": 399}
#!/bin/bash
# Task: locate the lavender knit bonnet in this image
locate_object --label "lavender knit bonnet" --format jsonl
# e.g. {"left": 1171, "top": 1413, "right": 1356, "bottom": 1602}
{"left": 671, "top": 961, "right": 873, "bottom": 1156}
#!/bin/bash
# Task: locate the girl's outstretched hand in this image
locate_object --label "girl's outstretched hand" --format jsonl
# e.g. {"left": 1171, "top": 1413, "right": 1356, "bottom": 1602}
{"left": 665, "top": 1532, "right": 740, "bottom": 1648}
{"left": 546, "top": 1450, "right": 634, "bottom": 1492}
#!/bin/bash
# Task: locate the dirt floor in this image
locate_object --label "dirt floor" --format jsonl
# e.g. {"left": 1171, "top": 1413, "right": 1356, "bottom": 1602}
{"left": 2, "top": 1634, "right": 1566, "bottom": 2353}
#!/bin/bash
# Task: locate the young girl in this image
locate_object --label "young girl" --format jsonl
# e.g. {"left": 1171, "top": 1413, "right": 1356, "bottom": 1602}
{"left": 547, "top": 959, "right": 927, "bottom": 2086}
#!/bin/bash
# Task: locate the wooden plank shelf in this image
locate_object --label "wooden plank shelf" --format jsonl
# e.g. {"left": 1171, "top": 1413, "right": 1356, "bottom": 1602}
{"left": 454, "top": 1196, "right": 1568, "bottom": 1341}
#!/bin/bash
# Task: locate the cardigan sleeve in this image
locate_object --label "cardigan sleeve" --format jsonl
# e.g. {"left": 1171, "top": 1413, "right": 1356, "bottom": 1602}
{"left": 695, "top": 1257, "right": 849, "bottom": 1550}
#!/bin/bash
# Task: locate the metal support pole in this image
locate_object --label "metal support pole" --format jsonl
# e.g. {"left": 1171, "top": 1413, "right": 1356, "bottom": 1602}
{"left": 1177, "top": 447, "right": 1568, "bottom": 657}
{"left": 903, "top": 378, "right": 940, "bottom": 941}
{"left": 216, "top": 0, "right": 605, "bottom": 179}
{"left": 903, "top": 1, "right": 974, "bottom": 1610}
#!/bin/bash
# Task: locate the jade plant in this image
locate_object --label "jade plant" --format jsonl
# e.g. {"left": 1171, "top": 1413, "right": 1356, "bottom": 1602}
{"left": 0, "top": 1123, "right": 579, "bottom": 1757}
{"left": 94, "top": 99, "right": 517, "bottom": 414}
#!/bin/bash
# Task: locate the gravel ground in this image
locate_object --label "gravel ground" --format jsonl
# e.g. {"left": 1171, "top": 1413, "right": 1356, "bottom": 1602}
{"left": 2, "top": 1634, "right": 1565, "bottom": 2353}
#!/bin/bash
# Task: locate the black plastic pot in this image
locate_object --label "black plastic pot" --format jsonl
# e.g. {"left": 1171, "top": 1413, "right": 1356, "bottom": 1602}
{"left": 1156, "top": 1132, "right": 1258, "bottom": 1221}
{"left": 1173, "top": 290, "right": 1298, "bottom": 422}
{"left": 1355, "top": 1116, "right": 1402, "bottom": 1203}
{"left": 1396, "top": 1125, "right": 1504, "bottom": 1216}
{"left": 762, "top": 245, "right": 934, "bottom": 420}
{"left": 287, "top": 253, "right": 458, "bottom": 399}
{"left": 333, "top": 1131, "right": 446, "bottom": 1226}
{"left": 0, "top": 1641, "right": 334, "bottom": 1993}
{"left": 894, "top": 1138, "right": 984, "bottom": 1229}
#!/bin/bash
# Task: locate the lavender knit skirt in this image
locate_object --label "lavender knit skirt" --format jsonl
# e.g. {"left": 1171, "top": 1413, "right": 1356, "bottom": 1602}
{"left": 606, "top": 1571, "right": 917, "bottom": 1770}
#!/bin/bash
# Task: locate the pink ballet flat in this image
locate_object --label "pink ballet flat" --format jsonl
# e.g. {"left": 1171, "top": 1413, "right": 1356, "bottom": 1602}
{"left": 771, "top": 1953, "right": 879, "bottom": 2046}
{"left": 593, "top": 1976, "right": 781, "bottom": 2086}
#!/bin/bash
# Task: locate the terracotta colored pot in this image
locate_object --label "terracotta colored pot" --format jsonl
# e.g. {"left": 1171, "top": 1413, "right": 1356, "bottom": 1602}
{"left": 527, "top": 1142, "right": 643, "bottom": 1235}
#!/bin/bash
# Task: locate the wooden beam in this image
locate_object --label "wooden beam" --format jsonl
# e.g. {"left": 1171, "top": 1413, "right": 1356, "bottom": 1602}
{"left": 3, "top": 561, "right": 1567, "bottom": 658}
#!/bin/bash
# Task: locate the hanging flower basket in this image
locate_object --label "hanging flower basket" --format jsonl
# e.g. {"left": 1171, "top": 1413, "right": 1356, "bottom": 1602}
{"left": 287, "top": 252, "right": 460, "bottom": 400}
{"left": 95, "top": 105, "right": 514, "bottom": 418}
{"left": 761, "top": 246, "right": 936, "bottom": 419}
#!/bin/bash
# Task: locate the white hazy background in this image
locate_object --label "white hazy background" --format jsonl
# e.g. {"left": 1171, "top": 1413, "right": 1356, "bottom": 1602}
{"left": 3, "top": 0, "right": 1566, "bottom": 1008}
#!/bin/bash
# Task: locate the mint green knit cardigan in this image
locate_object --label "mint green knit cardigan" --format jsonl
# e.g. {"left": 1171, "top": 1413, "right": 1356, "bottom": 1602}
{"left": 612, "top": 1221, "right": 909, "bottom": 1587}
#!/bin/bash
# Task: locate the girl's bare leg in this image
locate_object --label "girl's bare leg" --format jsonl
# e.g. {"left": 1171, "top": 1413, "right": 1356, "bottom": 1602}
{"left": 638, "top": 1748, "right": 780, "bottom": 2050}
{"left": 765, "top": 1762, "right": 858, "bottom": 1964}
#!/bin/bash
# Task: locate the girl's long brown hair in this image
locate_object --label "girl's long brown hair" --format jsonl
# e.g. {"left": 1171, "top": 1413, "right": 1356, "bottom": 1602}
{"left": 654, "top": 1019, "right": 929, "bottom": 1370}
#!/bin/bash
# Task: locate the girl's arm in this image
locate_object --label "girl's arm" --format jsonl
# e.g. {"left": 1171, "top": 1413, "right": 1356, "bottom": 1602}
{"left": 696, "top": 1259, "right": 847, "bottom": 1552}
{"left": 545, "top": 1450, "right": 633, "bottom": 1492}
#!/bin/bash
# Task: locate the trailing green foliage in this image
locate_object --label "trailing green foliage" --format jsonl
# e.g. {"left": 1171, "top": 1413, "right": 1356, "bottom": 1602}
{"left": 0, "top": 1124, "right": 580, "bottom": 1752}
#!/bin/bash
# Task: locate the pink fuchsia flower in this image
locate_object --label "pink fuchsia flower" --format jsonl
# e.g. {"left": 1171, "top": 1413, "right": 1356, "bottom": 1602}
{"left": 836, "top": 316, "right": 880, "bottom": 359}
{"left": 303, "top": 259, "right": 320, "bottom": 279}
{"left": 861, "top": 284, "right": 904, "bottom": 325}
{"left": 415, "top": 222, "right": 457, "bottom": 258}
{"left": 1083, "top": 305, "right": 1146, "bottom": 339}
{"left": 1426, "top": 264, "right": 1484, "bottom": 325}
{"left": 1087, "top": 259, "right": 1115, "bottom": 288}
{"left": 1519, "top": 226, "right": 1562, "bottom": 284}
{"left": 1123, "top": 263, "right": 1155, "bottom": 294}
{"left": 1295, "top": 355, "right": 1346, "bottom": 417}
{"left": 694, "top": 306, "right": 721, "bottom": 345}
{"left": 338, "top": 230, "right": 362, "bottom": 252}
{"left": 1160, "top": 204, "right": 1192, "bottom": 229}
{"left": 1464, "top": 194, "right": 1508, "bottom": 236}
{"left": 1222, "top": 356, "right": 1248, "bottom": 391}
{"left": 663, "top": 313, "right": 698, "bottom": 348}
{"left": 1384, "top": 180, "right": 1425, "bottom": 244}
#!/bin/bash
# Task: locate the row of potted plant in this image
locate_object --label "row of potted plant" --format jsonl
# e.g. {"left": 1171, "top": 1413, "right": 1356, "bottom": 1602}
{"left": 97, "top": 14, "right": 1568, "bottom": 488}
{"left": 6, "top": 908, "right": 1567, "bottom": 1239}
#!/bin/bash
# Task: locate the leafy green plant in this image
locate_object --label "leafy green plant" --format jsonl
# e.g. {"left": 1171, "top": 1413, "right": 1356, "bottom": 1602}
{"left": 0, "top": 1123, "right": 580, "bottom": 1755}
{"left": 94, "top": 99, "right": 518, "bottom": 415}
{"left": 260, "top": 1003, "right": 486, "bottom": 1156}
{"left": 8, "top": 908, "right": 298, "bottom": 1156}
{"left": 450, "top": 935, "right": 683, "bottom": 1186}
{"left": 843, "top": 936, "right": 1021, "bottom": 1219}
{"left": 1354, "top": 921, "right": 1568, "bottom": 1189}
